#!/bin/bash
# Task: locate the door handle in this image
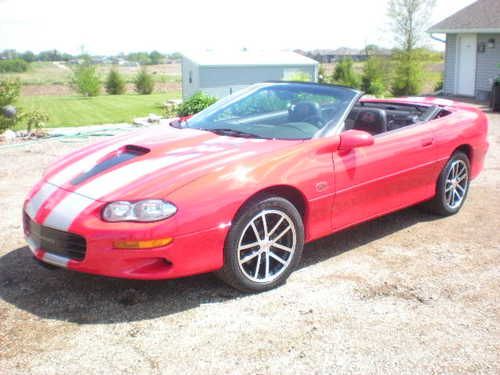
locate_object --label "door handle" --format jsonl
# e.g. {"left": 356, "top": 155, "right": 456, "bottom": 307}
{"left": 421, "top": 138, "right": 434, "bottom": 147}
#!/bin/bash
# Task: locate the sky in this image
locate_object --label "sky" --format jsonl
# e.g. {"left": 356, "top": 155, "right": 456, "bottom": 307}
{"left": 0, "top": 0, "right": 477, "bottom": 55}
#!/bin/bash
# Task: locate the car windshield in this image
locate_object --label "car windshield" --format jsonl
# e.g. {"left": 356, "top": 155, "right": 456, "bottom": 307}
{"left": 184, "top": 83, "right": 359, "bottom": 140}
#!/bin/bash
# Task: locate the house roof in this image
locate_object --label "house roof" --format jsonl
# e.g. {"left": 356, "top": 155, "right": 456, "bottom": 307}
{"left": 428, "top": 0, "right": 500, "bottom": 33}
{"left": 182, "top": 50, "right": 317, "bottom": 67}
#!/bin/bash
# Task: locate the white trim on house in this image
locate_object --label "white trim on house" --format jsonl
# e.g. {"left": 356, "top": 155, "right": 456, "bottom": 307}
{"left": 430, "top": 28, "right": 500, "bottom": 34}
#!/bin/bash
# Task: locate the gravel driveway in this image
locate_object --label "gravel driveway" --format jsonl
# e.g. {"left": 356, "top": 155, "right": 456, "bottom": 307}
{"left": 0, "top": 105, "right": 499, "bottom": 374}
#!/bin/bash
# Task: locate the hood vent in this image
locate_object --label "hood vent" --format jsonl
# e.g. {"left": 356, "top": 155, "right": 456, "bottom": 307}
{"left": 71, "top": 145, "right": 150, "bottom": 186}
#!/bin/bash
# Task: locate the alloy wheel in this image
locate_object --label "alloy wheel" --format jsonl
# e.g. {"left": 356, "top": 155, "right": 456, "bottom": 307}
{"left": 445, "top": 159, "right": 468, "bottom": 209}
{"left": 237, "top": 210, "right": 297, "bottom": 283}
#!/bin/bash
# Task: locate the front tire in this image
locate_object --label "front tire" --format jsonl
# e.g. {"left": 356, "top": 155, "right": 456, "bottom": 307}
{"left": 425, "top": 151, "right": 470, "bottom": 216}
{"left": 216, "top": 196, "right": 304, "bottom": 292}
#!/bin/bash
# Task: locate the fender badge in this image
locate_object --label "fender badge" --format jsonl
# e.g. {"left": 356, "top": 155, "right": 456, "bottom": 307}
{"left": 315, "top": 181, "right": 328, "bottom": 192}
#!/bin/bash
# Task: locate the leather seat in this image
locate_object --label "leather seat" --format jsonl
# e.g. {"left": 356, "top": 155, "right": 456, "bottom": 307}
{"left": 352, "top": 108, "right": 387, "bottom": 135}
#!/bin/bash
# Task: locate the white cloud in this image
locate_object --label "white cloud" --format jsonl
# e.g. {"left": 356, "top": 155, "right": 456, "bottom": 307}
{"left": 0, "top": 0, "right": 477, "bottom": 54}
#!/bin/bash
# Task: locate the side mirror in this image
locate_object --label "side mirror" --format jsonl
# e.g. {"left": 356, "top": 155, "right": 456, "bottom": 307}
{"left": 338, "top": 129, "right": 374, "bottom": 151}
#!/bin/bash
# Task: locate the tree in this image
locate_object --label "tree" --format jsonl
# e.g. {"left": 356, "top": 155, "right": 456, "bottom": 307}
{"left": 318, "top": 64, "right": 328, "bottom": 84}
{"left": 127, "top": 52, "right": 151, "bottom": 65}
{"left": 387, "top": 0, "right": 435, "bottom": 95}
{"left": 391, "top": 50, "right": 424, "bottom": 96}
{"left": 332, "top": 58, "right": 360, "bottom": 88}
{"left": 105, "top": 67, "right": 126, "bottom": 95}
{"left": 361, "top": 56, "right": 389, "bottom": 97}
{"left": 149, "top": 51, "right": 164, "bottom": 65}
{"left": 134, "top": 67, "right": 154, "bottom": 95}
{"left": 20, "top": 51, "right": 36, "bottom": 63}
{"left": 388, "top": 0, "right": 436, "bottom": 53}
{"left": 72, "top": 61, "right": 101, "bottom": 96}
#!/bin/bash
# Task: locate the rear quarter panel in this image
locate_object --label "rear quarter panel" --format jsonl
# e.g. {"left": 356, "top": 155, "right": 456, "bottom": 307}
{"left": 434, "top": 104, "right": 489, "bottom": 179}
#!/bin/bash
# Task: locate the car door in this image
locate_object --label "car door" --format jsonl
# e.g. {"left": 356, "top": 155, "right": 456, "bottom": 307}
{"left": 330, "top": 122, "right": 441, "bottom": 231}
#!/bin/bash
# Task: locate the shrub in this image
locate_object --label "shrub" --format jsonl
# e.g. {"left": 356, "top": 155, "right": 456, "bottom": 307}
{"left": 391, "top": 50, "right": 424, "bottom": 96}
{"left": 0, "top": 59, "right": 29, "bottom": 73}
{"left": 0, "top": 78, "right": 21, "bottom": 107}
{"left": 105, "top": 68, "right": 126, "bottom": 95}
{"left": 177, "top": 92, "right": 217, "bottom": 117}
{"left": 21, "top": 109, "right": 49, "bottom": 133}
{"left": 332, "top": 58, "right": 360, "bottom": 88}
{"left": 434, "top": 75, "right": 444, "bottom": 92}
{"left": 361, "top": 57, "right": 389, "bottom": 97}
{"left": 288, "top": 71, "right": 312, "bottom": 82}
{"left": 318, "top": 64, "right": 328, "bottom": 84}
{"left": 0, "top": 78, "right": 21, "bottom": 131}
{"left": 134, "top": 67, "right": 154, "bottom": 95}
{"left": 72, "top": 62, "right": 101, "bottom": 96}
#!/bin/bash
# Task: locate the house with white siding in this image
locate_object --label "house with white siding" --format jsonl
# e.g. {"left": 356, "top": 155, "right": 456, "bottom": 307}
{"left": 181, "top": 50, "right": 318, "bottom": 99}
{"left": 428, "top": 0, "right": 500, "bottom": 100}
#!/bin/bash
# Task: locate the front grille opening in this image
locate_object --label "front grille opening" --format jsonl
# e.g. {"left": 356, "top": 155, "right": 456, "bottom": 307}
{"left": 71, "top": 145, "right": 150, "bottom": 185}
{"left": 24, "top": 212, "right": 87, "bottom": 261}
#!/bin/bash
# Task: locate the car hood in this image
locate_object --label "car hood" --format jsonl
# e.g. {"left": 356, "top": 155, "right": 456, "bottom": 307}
{"left": 43, "top": 125, "right": 301, "bottom": 202}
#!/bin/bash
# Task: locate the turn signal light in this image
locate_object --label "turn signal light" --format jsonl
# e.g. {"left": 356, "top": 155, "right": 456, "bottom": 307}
{"left": 113, "top": 237, "right": 173, "bottom": 249}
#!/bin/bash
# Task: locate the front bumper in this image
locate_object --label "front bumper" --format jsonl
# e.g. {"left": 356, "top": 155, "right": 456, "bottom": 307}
{"left": 23, "top": 189, "right": 227, "bottom": 280}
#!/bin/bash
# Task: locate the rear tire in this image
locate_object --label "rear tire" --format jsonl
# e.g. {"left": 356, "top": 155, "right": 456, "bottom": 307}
{"left": 216, "top": 196, "right": 304, "bottom": 293}
{"left": 424, "top": 151, "right": 470, "bottom": 216}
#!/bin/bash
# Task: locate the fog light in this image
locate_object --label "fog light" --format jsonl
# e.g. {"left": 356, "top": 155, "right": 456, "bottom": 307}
{"left": 113, "top": 237, "right": 173, "bottom": 249}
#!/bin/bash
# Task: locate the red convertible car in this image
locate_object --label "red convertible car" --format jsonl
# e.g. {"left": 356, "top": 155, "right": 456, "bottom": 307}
{"left": 23, "top": 82, "right": 488, "bottom": 292}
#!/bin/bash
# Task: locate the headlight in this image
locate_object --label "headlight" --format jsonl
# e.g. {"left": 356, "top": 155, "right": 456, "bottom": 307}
{"left": 102, "top": 200, "right": 177, "bottom": 222}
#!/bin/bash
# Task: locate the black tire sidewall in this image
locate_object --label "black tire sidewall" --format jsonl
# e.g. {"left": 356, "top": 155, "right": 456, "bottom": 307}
{"left": 222, "top": 196, "right": 304, "bottom": 292}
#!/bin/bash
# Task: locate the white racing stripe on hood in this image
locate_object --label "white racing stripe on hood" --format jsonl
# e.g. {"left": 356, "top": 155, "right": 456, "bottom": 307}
{"left": 25, "top": 183, "right": 58, "bottom": 219}
{"left": 48, "top": 133, "right": 153, "bottom": 186}
{"left": 75, "top": 153, "right": 198, "bottom": 200}
{"left": 42, "top": 153, "right": 199, "bottom": 231}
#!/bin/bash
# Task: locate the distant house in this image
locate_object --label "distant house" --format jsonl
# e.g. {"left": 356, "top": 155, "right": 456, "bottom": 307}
{"left": 302, "top": 48, "right": 392, "bottom": 63}
{"left": 428, "top": 0, "right": 500, "bottom": 99}
{"left": 181, "top": 50, "right": 318, "bottom": 99}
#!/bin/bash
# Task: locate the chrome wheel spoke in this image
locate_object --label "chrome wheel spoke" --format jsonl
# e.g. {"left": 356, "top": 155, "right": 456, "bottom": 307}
{"left": 251, "top": 222, "right": 261, "bottom": 242}
{"left": 241, "top": 251, "right": 259, "bottom": 264}
{"left": 268, "top": 217, "right": 284, "bottom": 237}
{"left": 261, "top": 213, "right": 269, "bottom": 238}
{"left": 254, "top": 253, "right": 262, "bottom": 278}
{"left": 447, "top": 189, "right": 454, "bottom": 205}
{"left": 239, "top": 241, "right": 260, "bottom": 250}
{"left": 269, "top": 251, "right": 287, "bottom": 265}
{"left": 272, "top": 225, "right": 291, "bottom": 243}
{"left": 265, "top": 252, "right": 270, "bottom": 279}
{"left": 271, "top": 242, "right": 294, "bottom": 252}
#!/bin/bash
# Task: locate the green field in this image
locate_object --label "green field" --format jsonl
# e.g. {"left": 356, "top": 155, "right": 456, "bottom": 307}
{"left": 1, "top": 62, "right": 181, "bottom": 85}
{"left": 19, "top": 93, "right": 179, "bottom": 128}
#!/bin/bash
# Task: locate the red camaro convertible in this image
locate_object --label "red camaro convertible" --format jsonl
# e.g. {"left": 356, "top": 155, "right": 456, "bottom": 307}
{"left": 23, "top": 82, "right": 488, "bottom": 292}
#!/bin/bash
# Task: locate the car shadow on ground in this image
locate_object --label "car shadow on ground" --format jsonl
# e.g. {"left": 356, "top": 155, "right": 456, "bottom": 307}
{"left": 0, "top": 206, "right": 439, "bottom": 324}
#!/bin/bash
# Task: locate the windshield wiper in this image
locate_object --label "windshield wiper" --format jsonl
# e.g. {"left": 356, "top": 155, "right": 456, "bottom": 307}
{"left": 207, "top": 128, "right": 268, "bottom": 139}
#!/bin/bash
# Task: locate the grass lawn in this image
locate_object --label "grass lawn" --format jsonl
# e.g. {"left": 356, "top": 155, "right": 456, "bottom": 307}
{"left": 19, "top": 93, "right": 179, "bottom": 128}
